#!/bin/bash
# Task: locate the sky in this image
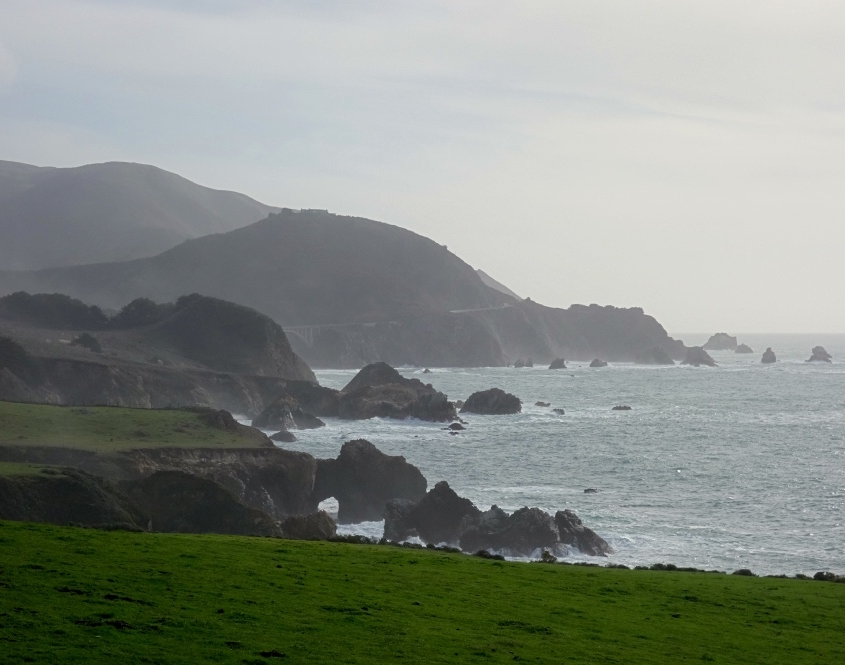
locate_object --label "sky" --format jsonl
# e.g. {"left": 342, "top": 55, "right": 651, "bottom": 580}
{"left": 1, "top": 0, "right": 844, "bottom": 333}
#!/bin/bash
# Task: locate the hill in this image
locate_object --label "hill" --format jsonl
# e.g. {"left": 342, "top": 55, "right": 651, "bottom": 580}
{"left": 0, "top": 211, "right": 685, "bottom": 367}
{"left": 0, "top": 209, "right": 512, "bottom": 324}
{"left": 0, "top": 160, "right": 279, "bottom": 270}
{"left": 2, "top": 521, "right": 844, "bottom": 663}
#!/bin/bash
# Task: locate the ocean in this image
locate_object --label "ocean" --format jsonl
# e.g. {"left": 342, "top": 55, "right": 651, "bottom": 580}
{"left": 251, "top": 334, "right": 845, "bottom": 576}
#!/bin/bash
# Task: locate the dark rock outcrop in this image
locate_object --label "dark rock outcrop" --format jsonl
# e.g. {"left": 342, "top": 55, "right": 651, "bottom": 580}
{"left": 445, "top": 422, "right": 465, "bottom": 431}
{"left": 252, "top": 396, "right": 324, "bottom": 430}
{"left": 807, "top": 346, "right": 833, "bottom": 363}
{"left": 703, "top": 333, "right": 738, "bottom": 351}
{"left": 555, "top": 509, "right": 612, "bottom": 556}
{"left": 735, "top": 344, "right": 754, "bottom": 354}
{"left": 0, "top": 467, "right": 145, "bottom": 529}
{"left": 335, "top": 362, "right": 456, "bottom": 422}
{"left": 549, "top": 358, "right": 566, "bottom": 369}
{"left": 636, "top": 345, "right": 675, "bottom": 365}
{"left": 383, "top": 480, "right": 480, "bottom": 544}
{"left": 612, "top": 405, "right": 632, "bottom": 411}
{"left": 589, "top": 359, "right": 608, "bottom": 367}
{"left": 459, "top": 506, "right": 560, "bottom": 556}
{"left": 127, "top": 470, "right": 281, "bottom": 536}
{"left": 279, "top": 510, "right": 337, "bottom": 540}
{"left": 681, "top": 347, "right": 716, "bottom": 367}
{"left": 513, "top": 359, "right": 525, "bottom": 368}
{"left": 761, "top": 347, "right": 777, "bottom": 364}
{"left": 552, "top": 408, "right": 565, "bottom": 415}
{"left": 535, "top": 401, "right": 550, "bottom": 407}
{"left": 460, "top": 388, "right": 521, "bottom": 415}
{"left": 270, "top": 430, "right": 297, "bottom": 443}
{"left": 313, "top": 439, "right": 427, "bottom": 524}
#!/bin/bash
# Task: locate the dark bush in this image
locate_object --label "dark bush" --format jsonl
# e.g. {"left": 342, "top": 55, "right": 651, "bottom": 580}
{"left": 0, "top": 336, "right": 45, "bottom": 386}
{"left": 110, "top": 298, "right": 174, "bottom": 329}
{"left": 0, "top": 292, "right": 108, "bottom": 330}
{"left": 732, "top": 569, "right": 756, "bottom": 577}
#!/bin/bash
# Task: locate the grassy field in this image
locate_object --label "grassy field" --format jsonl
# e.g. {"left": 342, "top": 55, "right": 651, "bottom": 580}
{"left": 0, "top": 462, "right": 52, "bottom": 476}
{"left": 0, "top": 401, "right": 265, "bottom": 452}
{"left": 1, "top": 522, "right": 843, "bottom": 664}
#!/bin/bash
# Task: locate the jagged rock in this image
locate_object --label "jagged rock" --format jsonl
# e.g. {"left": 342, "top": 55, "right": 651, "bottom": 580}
{"left": 0, "top": 468, "right": 145, "bottom": 529}
{"left": 761, "top": 347, "right": 777, "bottom": 364}
{"left": 555, "top": 509, "right": 612, "bottom": 556}
{"left": 702, "top": 333, "right": 738, "bottom": 351}
{"left": 807, "top": 346, "right": 832, "bottom": 363}
{"left": 589, "top": 359, "right": 608, "bottom": 368}
{"left": 383, "top": 481, "right": 480, "bottom": 544}
{"left": 252, "top": 397, "right": 325, "bottom": 430}
{"left": 535, "top": 401, "right": 550, "bottom": 407}
{"left": 552, "top": 408, "right": 565, "bottom": 415}
{"left": 549, "top": 358, "right": 566, "bottom": 370}
{"left": 583, "top": 488, "right": 598, "bottom": 493}
{"left": 313, "top": 439, "right": 427, "bottom": 524}
{"left": 459, "top": 506, "right": 560, "bottom": 557}
{"left": 423, "top": 368, "right": 432, "bottom": 374}
{"left": 270, "top": 430, "right": 297, "bottom": 443}
{"left": 681, "top": 347, "right": 716, "bottom": 367}
{"left": 279, "top": 510, "right": 336, "bottom": 540}
{"left": 636, "top": 346, "right": 675, "bottom": 365}
{"left": 336, "top": 362, "right": 456, "bottom": 422}
{"left": 460, "top": 388, "right": 521, "bottom": 415}
{"left": 735, "top": 344, "right": 754, "bottom": 354}
{"left": 127, "top": 470, "right": 282, "bottom": 537}
{"left": 612, "top": 405, "right": 632, "bottom": 411}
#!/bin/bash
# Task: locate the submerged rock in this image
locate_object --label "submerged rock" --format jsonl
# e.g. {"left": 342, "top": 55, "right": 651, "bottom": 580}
{"left": 807, "top": 346, "right": 833, "bottom": 363}
{"left": 313, "top": 439, "right": 427, "bottom": 524}
{"left": 461, "top": 388, "right": 521, "bottom": 415}
{"left": 702, "top": 333, "right": 738, "bottom": 351}
{"left": 535, "top": 401, "right": 551, "bottom": 407}
{"left": 761, "top": 347, "right": 777, "bottom": 364}
{"left": 589, "top": 359, "right": 608, "bottom": 367}
{"left": 681, "top": 347, "right": 716, "bottom": 367}
{"left": 735, "top": 344, "right": 754, "bottom": 354}
{"left": 611, "top": 405, "right": 632, "bottom": 411}
{"left": 445, "top": 422, "right": 465, "bottom": 431}
{"left": 549, "top": 358, "right": 566, "bottom": 370}
{"left": 552, "top": 408, "right": 565, "bottom": 415}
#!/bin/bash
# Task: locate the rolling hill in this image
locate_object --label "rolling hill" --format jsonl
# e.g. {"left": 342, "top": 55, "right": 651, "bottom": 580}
{"left": 0, "top": 160, "right": 279, "bottom": 270}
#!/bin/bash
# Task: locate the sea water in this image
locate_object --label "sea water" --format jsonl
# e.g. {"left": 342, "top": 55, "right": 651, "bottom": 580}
{"left": 253, "top": 334, "right": 845, "bottom": 576}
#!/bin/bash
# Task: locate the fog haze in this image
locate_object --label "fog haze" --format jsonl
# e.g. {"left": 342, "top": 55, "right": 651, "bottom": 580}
{"left": 1, "top": 1, "right": 843, "bottom": 332}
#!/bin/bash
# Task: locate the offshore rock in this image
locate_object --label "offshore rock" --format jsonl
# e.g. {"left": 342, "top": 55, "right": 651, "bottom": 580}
{"left": 313, "top": 439, "right": 427, "bottom": 524}
{"left": 636, "top": 345, "right": 675, "bottom": 365}
{"left": 270, "top": 429, "right": 297, "bottom": 443}
{"left": 460, "top": 388, "right": 521, "bottom": 415}
{"left": 735, "top": 344, "right": 754, "bottom": 354}
{"left": 761, "top": 347, "right": 777, "bottom": 364}
{"left": 279, "top": 510, "right": 337, "bottom": 540}
{"left": 589, "top": 359, "right": 608, "bottom": 367}
{"left": 513, "top": 359, "right": 525, "bottom": 368}
{"left": 338, "top": 362, "right": 456, "bottom": 422}
{"left": 555, "top": 509, "right": 612, "bottom": 556}
{"left": 549, "top": 358, "right": 566, "bottom": 369}
{"left": 252, "top": 396, "right": 325, "bottom": 430}
{"left": 807, "top": 346, "right": 833, "bottom": 363}
{"left": 383, "top": 481, "right": 480, "bottom": 545}
{"left": 702, "top": 333, "right": 738, "bottom": 351}
{"left": 681, "top": 347, "right": 716, "bottom": 367}
{"left": 459, "top": 506, "right": 560, "bottom": 557}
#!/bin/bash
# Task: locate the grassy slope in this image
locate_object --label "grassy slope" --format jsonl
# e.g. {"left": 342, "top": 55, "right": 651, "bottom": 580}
{"left": 0, "top": 462, "right": 51, "bottom": 476}
{"left": 1, "top": 522, "right": 843, "bottom": 664}
{"left": 0, "top": 401, "right": 264, "bottom": 452}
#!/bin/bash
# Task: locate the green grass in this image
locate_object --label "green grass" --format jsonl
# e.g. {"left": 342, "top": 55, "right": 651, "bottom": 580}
{"left": 0, "top": 401, "right": 263, "bottom": 452}
{"left": 0, "top": 462, "right": 53, "bottom": 476}
{"left": 1, "top": 522, "right": 844, "bottom": 664}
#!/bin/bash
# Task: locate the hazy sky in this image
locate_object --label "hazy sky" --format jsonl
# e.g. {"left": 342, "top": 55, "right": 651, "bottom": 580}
{"left": 2, "top": 1, "right": 844, "bottom": 332}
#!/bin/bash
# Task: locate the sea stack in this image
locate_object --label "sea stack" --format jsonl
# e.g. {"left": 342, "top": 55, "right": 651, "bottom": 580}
{"left": 681, "top": 347, "right": 717, "bottom": 367}
{"left": 703, "top": 333, "right": 738, "bottom": 351}
{"left": 807, "top": 346, "right": 833, "bottom": 363}
{"left": 549, "top": 358, "right": 566, "bottom": 369}
{"left": 761, "top": 348, "right": 776, "bottom": 364}
{"left": 735, "top": 344, "right": 753, "bottom": 354}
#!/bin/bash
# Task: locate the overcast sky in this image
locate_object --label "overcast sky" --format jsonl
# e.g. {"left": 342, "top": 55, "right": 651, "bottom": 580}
{"left": 2, "top": 1, "right": 844, "bottom": 332}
